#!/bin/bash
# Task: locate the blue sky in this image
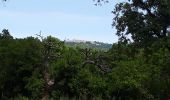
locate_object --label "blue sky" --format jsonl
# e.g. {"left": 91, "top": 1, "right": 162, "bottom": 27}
{"left": 0, "top": 0, "right": 122, "bottom": 43}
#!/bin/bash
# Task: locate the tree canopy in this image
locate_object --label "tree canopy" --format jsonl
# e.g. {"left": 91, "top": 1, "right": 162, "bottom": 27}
{"left": 112, "top": 0, "right": 170, "bottom": 45}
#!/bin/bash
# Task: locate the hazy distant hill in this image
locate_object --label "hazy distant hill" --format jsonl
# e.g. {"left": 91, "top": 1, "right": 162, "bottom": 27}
{"left": 65, "top": 39, "right": 112, "bottom": 51}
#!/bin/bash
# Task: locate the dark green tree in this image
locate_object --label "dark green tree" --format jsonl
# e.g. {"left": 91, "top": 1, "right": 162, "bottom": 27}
{"left": 0, "top": 29, "right": 13, "bottom": 39}
{"left": 112, "top": 0, "right": 170, "bottom": 48}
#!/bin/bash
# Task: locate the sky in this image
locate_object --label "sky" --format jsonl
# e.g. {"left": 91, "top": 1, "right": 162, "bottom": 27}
{"left": 0, "top": 0, "right": 122, "bottom": 43}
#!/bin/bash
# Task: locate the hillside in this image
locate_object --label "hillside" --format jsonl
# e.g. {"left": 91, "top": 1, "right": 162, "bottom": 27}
{"left": 65, "top": 39, "right": 112, "bottom": 51}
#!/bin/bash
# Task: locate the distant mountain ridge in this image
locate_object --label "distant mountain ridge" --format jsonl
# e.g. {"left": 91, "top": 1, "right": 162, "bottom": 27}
{"left": 65, "top": 39, "right": 112, "bottom": 51}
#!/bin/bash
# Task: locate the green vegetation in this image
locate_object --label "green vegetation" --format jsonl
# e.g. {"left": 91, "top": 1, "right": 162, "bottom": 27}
{"left": 0, "top": 0, "right": 170, "bottom": 100}
{"left": 65, "top": 40, "right": 112, "bottom": 51}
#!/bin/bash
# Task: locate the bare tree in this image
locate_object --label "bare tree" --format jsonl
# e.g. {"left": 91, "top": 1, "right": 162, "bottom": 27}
{"left": 81, "top": 48, "right": 112, "bottom": 73}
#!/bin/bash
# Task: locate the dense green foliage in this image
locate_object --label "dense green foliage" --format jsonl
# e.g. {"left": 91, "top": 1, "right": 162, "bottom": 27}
{"left": 0, "top": 29, "right": 170, "bottom": 100}
{"left": 0, "top": 0, "right": 170, "bottom": 100}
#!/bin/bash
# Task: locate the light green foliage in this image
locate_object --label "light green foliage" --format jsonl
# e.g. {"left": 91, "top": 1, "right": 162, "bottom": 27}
{"left": 65, "top": 41, "right": 112, "bottom": 51}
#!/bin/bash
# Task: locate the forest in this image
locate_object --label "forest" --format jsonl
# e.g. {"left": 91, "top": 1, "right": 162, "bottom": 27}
{"left": 0, "top": 0, "right": 170, "bottom": 100}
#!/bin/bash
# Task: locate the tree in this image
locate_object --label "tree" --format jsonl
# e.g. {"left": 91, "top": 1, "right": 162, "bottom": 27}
{"left": 39, "top": 36, "right": 64, "bottom": 100}
{"left": 0, "top": 35, "right": 42, "bottom": 99}
{"left": 0, "top": 29, "right": 13, "bottom": 39}
{"left": 93, "top": 0, "right": 109, "bottom": 5}
{"left": 112, "top": 0, "right": 170, "bottom": 48}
